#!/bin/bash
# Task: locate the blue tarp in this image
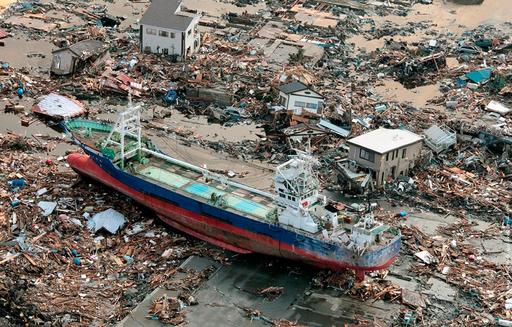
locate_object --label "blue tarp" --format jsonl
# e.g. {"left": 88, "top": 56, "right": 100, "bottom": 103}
{"left": 465, "top": 68, "right": 492, "bottom": 84}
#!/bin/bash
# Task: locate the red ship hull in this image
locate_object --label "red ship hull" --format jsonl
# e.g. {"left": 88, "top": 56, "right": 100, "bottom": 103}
{"left": 68, "top": 153, "right": 397, "bottom": 279}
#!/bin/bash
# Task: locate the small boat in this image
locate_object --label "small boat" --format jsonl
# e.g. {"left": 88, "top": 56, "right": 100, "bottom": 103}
{"left": 63, "top": 104, "right": 401, "bottom": 280}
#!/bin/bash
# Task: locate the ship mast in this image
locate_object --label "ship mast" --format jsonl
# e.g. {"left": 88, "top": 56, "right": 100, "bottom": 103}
{"left": 102, "top": 91, "right": 142, "bottom": 169}
{"left": 101, "top": 95, "right": 275, "bottom": 199}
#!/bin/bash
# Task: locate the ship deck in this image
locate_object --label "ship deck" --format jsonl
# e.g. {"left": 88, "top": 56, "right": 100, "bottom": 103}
{"left": 130, "top": 157, "right": 277, "bottom": 222}
{"left": 66, "top": 121, "right": 278, "bottom": 223}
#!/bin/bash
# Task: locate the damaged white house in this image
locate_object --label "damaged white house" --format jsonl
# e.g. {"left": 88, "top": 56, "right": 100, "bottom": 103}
{"left": 423, "top": 125, "right": 457, "bottom": 153}
{"left": 347, "top": 128, "right": 423, "bottom": 187}
{"left": 139, "top": 0, "right": 200, "bottom": 59}
{"left": 278, "top": 81, "right": 325, "bottom": 115}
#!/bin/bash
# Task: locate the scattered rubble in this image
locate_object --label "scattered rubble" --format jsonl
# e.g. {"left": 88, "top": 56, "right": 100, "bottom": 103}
{"left": 0, "top": 0, "right": 511, "bottom": 325}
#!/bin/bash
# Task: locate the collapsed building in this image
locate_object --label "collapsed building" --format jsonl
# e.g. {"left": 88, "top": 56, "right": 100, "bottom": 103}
{"left": 51, "top": 39, "right": 108, "bottom": 76}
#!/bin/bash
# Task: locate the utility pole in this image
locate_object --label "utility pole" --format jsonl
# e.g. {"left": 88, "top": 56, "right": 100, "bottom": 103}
{"left": 348, "top": 82, "right": 354, "bottom": 128}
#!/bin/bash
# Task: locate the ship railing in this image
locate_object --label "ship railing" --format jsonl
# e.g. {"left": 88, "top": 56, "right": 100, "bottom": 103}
{"left": 140, "top": 147, "right": 276, "bottom": 200}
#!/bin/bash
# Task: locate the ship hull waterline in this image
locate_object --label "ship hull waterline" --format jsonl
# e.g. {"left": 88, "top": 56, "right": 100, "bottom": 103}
{"left": 67, "top": 153, "right": 399, "bottom": 280}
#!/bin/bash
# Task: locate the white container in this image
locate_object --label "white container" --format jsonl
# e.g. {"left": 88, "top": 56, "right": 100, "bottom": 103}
{"left": 498, "top": 319, "right": 512, "bottom": 327}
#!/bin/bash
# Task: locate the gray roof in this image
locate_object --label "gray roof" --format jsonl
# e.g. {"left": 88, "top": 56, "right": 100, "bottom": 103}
{"left": 53, "top": 39, "right": 106, "bottom": 59}
{"left": 140, "top": 0, "right": 195, "bottom": 31}
{"left": 278, "top": 81, "right": 309, "bottom": 94}
{"left": 347, "top": 128, "right": 422, "bottom": 154}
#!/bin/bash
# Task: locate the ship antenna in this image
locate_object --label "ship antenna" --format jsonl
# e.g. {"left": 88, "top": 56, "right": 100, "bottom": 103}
{"left": 306, "top": 130, "right": 313, "bottom": 155}
{"left": 128, "top": 89, "right": 133, "bottom": 108}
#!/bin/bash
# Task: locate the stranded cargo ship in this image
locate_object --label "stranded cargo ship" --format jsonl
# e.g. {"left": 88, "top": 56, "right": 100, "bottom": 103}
{"left": 63, "top": 104, "right": 401, "bottom": 280}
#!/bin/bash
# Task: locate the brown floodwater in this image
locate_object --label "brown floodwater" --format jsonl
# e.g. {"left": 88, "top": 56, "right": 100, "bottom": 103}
{"left": 182, "top": 0, "right": 266, "bottom": 17}
{"left": 374, "top": 80, "right": 442, "bottom": 109}
{"left": 0, "top": 0, "right": 14, "bottom": 12}
{"left": 0, "top": 111, "right": 60, "bottom": 136}
{"left": 376, "top": 0, "right": 512, "bottom": 29}
{"left": 0, "top": 37, "right": 55, "bottom": 70}
{"left": 350, "top": 0, "right": 512, "bottom": 52}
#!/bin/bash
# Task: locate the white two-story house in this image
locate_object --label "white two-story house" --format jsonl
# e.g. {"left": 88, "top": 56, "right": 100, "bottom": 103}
{"left": 139, "top": 0, "right": 200, "bottom": 59}
{"left": 347, "top": 128, "right": 423, "bottom": 187}
{"left": 278, "top": 81, "right": 324, "bottom": 116}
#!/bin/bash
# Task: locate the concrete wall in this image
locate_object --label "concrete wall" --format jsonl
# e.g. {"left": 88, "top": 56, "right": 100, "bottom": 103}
{"left": 183, "top": 18, "right": 200, "bottom": 56}
{"left": 348, "top": 140, "right": 423, "bottom": 186}
{"left": 141, "top": 24, "right": 183, "bottom": 55}
{"left": 279, "top": 91, "right": 324, "bottom": 115}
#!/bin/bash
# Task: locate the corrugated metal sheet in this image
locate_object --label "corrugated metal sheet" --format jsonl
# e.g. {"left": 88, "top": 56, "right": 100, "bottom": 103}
{"left": 88, "top": 208, "right": 126, "bottom": 234}
{"left": 32, "top": 93, "right": 86, "bottom": 119}
{"left": 318, "top": 119, "right": 350, "bottom": 138}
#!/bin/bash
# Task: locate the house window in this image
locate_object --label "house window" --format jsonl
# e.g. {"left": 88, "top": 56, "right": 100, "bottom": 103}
{"left": 54, "top": 55, "right": 61, "bottom": 69}
{"left": 294, "top": 101, "right": 306, "bottom": 107}
{"left": 386, "top": 153, "right": 389, "bottom": 161}
{"left": 144, "top": 46, "right": 151, "bottom": 53}
{"left": 359, "top": 148, "right": 375, "bottom": 162}
{"left": 402, "top": 148, "right": 407, "bottom": 158}
{"left": 395, "top": 149, "right": 399, "bottom": 158}
{"left": 162, "top": 48, "right": 168, "bottom": 55}
{"left": 159, "top": 30, "right": 169, "bottom": 37}
{"left": 188, "top": 29, "right": 192, "bottom": 35}
{"left": 306, "top": 103, "right": 318, "bottom": 110}
{"left": 146, "top": 28, "right": 156, "bottom": 35}
{"left": 170, "top": 32, "right": 176, "bottom": 38}
{"left": 280, "top": 96, "right": 287, "bottom": 106}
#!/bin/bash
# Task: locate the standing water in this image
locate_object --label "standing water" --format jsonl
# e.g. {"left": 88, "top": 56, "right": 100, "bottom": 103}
{"left": 0, "top": 0, "right": 15, "bottom": 12}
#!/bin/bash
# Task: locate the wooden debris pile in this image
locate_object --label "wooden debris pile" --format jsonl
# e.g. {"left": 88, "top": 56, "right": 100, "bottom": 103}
{"left": 148, "top": 294, "right": 186, "bottom": 325}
